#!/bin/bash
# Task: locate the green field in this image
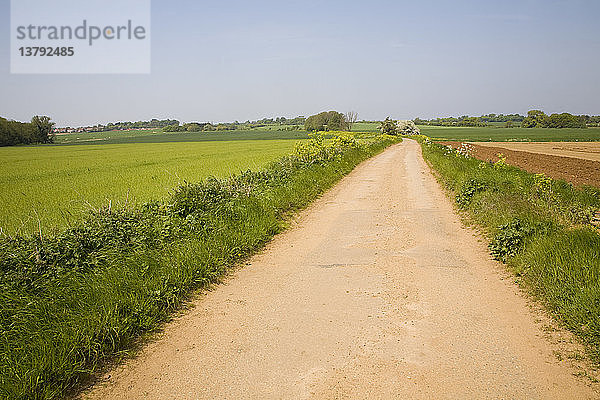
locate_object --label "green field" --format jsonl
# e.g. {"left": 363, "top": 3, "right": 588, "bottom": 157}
{"left": 351, "top": 122, "right": 380, "bottom": 132}
{"left": 54, "top": 129, "right": 307, "bottom": 146}
{"left": 349, "top": 122, "right": 600, "bottom": 141}
{"left": 419, "top": 126, "right": 600, "bottom": 142}
{"left": 0, "top": 138, "right": 300, "bottom": 234}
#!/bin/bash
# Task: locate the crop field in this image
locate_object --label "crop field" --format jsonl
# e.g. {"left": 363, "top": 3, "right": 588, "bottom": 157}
{"left": 0, "top": 138, "right": 299, "bottom": 234}
{"left": 351, "top": 123, "right": 600, "bottom": 142}
{"left": 475, "top": 141, "right": 600, "bottom": 162}
{"left": 54, "top": 129, "right": 307, "bottom": 146}
{"left": 420, "top": 126, "right": 600, "bottom": 142}
{"left": 351, "top": 122, "right": 380, "bottom": 132}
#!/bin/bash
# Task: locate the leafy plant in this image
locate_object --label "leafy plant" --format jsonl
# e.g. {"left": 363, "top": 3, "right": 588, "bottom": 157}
{"left": 533, "top": 173, "right": 553, "bottom": 198}
{"left": 456, "top": 179, "right": 488, "bottom": 208}
{"left": 489, "top": 219, "right": 535, "bottom": 262}
{"left": 494, "top": 153, "right": 508, "bottom": 169}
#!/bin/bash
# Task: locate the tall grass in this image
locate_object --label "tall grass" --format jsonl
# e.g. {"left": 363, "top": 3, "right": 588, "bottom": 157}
{"left": 0, "top": 133, "right": 397, "bottom": 399}
{"left": 418, "top": 136, "right": 600, "bottom": 362}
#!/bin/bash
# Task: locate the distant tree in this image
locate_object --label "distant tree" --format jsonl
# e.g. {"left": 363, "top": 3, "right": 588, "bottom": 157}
{"left": 546, "top": 113, "right": 587, "bottom": 129}
{"left": 522, "top": 110, "right": 549, "bottom": 128}
{"left": 379, "top": 117, "right": 398, "bottom": 135}
{"left": 183, "top": 122, "right": 204, "bottom": 132}
{"left": 457, "top": 117, "right": 485, "bottom": 127}
{"left": 0, "top": 115, "right": 55, "bottom": 146}
{"left": 163, "top": 124, "right": 183, "bottom": 132}
{"left": 344, "top": 111, "right": 358, "bottom": 131}
{"left": 589, "top": 116, "right": 600, "bottom": 126}
{"left": 521, "top": 110, "right": 586, "bottom": 129}
{"left": 304, "top": 111, "right": 347, "bottom": 132}
{"left": 31, "top": 116, "right": 55, "bottom": 143}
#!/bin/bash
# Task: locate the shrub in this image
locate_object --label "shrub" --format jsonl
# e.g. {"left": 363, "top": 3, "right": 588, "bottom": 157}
{"left": 489, "top": 219, "right": 536, "bottom": 262}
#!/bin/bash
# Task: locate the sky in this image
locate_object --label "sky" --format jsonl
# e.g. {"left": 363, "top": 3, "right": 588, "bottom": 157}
{"left": 0, "top": 0, "right": 599, "bottom": 126}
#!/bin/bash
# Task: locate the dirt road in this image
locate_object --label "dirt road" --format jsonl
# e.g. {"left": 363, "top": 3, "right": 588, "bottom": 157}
{"left": 88, "top": 140, "right": 597, "bottom": 399}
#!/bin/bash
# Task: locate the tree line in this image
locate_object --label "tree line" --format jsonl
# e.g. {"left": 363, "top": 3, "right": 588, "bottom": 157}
{"left": 414, "top": 115, "right": 513, "bottom": 127}
{"left": 521, "top": 110, "right": 590, "bottom": 129}
{"left": 415, "top": 111, "right": 599, "bottom": 128}
{"left": 55, "top": 119, "right": 181, "bottom": 133}
{"left": 162, "top": 116, "right": 308, "bottom": 133}
{"left": 0, "top": 116, "right": 55, "bottom": 147}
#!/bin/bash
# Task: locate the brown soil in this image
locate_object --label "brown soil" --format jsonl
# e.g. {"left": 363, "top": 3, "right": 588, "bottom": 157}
{"left": 441, "top": 142, "right": 600, "bottom": 188}
{"left": 85, "top": 140, "right": 598, "bottom": 399}
{"left": 476, "top": 142, "right": 600, "bottom": 162}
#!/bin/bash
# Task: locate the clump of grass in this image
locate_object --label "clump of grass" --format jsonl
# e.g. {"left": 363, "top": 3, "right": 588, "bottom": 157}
{"left": 0, "top": 133, "right": 397, "bottom": 399}
{"left": 419, "top": 138, "right": 600, "bottom": 364}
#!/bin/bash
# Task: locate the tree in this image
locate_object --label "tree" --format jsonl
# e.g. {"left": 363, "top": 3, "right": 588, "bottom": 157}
{"left": 379, "top": 117, "right": 398, "bottom": 135}
{"left": 521, "top": 110, "right": 586, "bottom": 129}
{"left": 457, "top": 117, "right": 485, "bottom": 127}
{"left": 183, "top": 122, "right": 204, "bottom": 132}
{"left": 304, "top": 111, "right": 347, "bottom": 132}
{"left": 0, "top": 115, "right": 56, "bottom": 146}
{"left": 344, "top": 111, "right": 358, "bottom": 131}
{"left": 546, "top": 113, "right": 586, "bottom": 128}
{"left": 31, "top": 115, "right": 55, "bottom": 143}
{"left": 397, "top": 120, "right": 420, "bottom": 135}
{"left": 163, "top": 124, "right": 183, "bottom": 132}
{"left": 521, "top": 110, "right": 548, "bottom": 128}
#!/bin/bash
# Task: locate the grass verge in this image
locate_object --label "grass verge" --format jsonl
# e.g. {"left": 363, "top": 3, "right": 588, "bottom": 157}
{"left": 0, "top": 133, "right": 398, "bottom": 399}
{"left": 416, "top": 135, "right": 600, "bottom": 364}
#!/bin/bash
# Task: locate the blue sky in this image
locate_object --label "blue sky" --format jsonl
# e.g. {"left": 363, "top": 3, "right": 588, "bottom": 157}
{"left": 1, "top": 0, "right": 599, "bottom": 126}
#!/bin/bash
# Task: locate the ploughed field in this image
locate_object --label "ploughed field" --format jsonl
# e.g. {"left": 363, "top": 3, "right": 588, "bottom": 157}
{"left": 441, "top": 141, "right": 600, "bottom": 188}
{"left": 475, "top": 141, "right": 600, "bottom": 162}
{"left": 0, "top": 138, "right": 298, "bottom": 234}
